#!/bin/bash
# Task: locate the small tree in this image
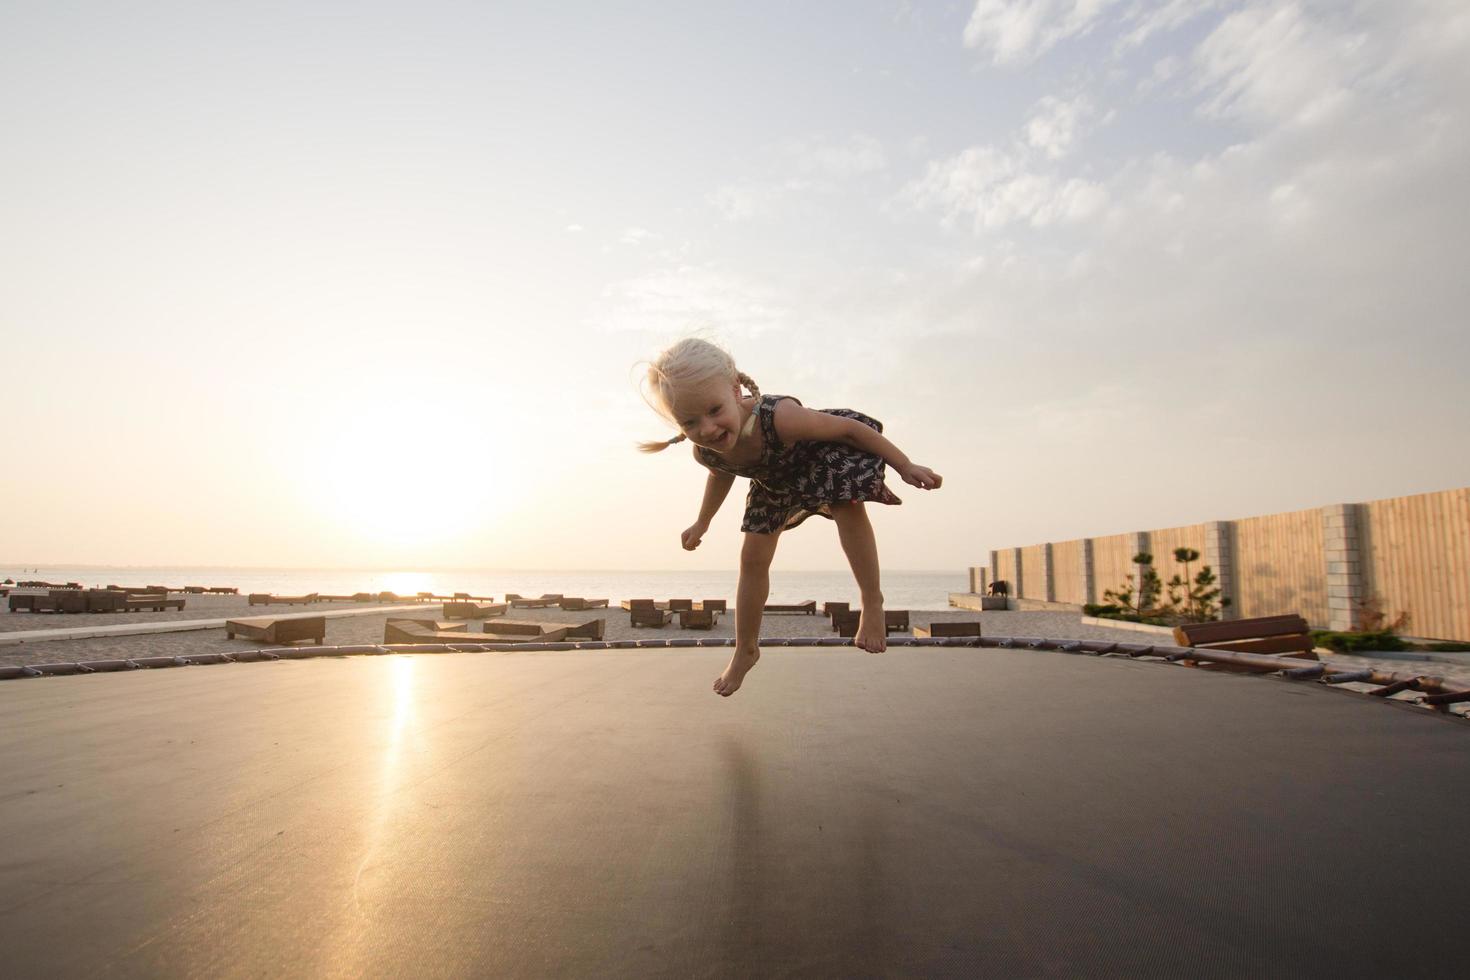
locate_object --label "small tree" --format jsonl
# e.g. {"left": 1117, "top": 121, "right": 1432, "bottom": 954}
{"left": 1104, "top": 552, "right": 1162, "bottom": 617}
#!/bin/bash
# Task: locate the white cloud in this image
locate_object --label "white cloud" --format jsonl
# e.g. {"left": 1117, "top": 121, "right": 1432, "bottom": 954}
{"left": 964, "top": 0, "right": 1120, "bottom": 66}
{"left": 900, "top": 145, "right": 1108, "bottom": 231}
{"left": 565, "top": 223, "right": 584, "bottom": 233}
{"left": 1024, "top": 94, "right": 1094, "bottom": 159}
{"left": 620, "top": 226, "right": 655, "bottom": 246}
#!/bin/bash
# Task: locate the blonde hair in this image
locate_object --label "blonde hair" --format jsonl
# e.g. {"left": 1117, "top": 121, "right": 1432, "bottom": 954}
{"left": 637, "top": 338, "right": 761, "bottom": 453}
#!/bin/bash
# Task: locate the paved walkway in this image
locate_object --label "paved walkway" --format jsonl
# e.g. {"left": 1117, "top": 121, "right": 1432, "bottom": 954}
{"left": 0, "top": 604, "right": 437, "bottom": 647}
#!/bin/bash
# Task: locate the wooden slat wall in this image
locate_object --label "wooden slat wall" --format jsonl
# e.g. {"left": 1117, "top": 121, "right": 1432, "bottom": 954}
{"left": 995, "top": 550, "right": 1018, "bottom": 593}
{"left": 1020, "top": 545, "right": 1047, "bottom": 600}
{"left": 1362, "top": 488, "right": 1470, "bottom": 641}
{"left": 1051, "top": 539, "right": 1084, "bottom": 605}
{"left": 1233, "top": 507, "right": 1327, "bottom": 624}
{"left": 1145, "top": 524, "right": 1209, "bottom": 595}
{"left": 1092, "top": 534, "right": 1135, "bottom": 604}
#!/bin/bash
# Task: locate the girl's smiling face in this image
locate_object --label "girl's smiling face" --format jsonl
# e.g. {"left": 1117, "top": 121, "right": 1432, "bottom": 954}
{"left": 669, "top": 378, "right": 745, "bottom": 451}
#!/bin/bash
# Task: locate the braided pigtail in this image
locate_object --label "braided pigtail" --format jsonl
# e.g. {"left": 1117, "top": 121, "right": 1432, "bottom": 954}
{"left": 737, "top": 371, "right": 761, "bottom": 399}
{"left": 637, "top": 433, "right": 688, "bottom": 454}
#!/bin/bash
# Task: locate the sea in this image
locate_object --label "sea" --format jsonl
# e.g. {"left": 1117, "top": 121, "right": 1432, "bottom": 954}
{"left": 1, "top": 566, "right": 966, "bottom": 611}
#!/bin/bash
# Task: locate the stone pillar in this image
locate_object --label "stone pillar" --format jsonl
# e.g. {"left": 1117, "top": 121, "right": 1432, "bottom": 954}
{"left": 1203, "top": 521, "right": 1236, "bottom": 620}
{"left": 1040, "top": 543, "right": 1055, "bottom": 602}
{"left": 1323, "top": 503, "right": 1365, "bottom": 631}
{"left": 1012, "top": 547, "right": 1024, "bottom": 599}
{"left": 1080, "top": 538, "right": 1095, "bottom": 605}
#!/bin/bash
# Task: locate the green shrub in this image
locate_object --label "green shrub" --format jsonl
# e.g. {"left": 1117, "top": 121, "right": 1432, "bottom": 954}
{"left": 1310, "top": 629, "right": 1408, "bottom": 653}
{"left": 1424, "top": 641, "right": 1470, "bottom": 653}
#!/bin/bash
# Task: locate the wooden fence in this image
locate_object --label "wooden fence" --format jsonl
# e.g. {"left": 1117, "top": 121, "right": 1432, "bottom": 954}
{"left": 973, "top": 487, "right": 1470, "bottom": 640}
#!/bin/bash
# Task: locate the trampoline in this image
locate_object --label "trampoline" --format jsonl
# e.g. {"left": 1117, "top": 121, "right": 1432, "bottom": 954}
{"left": 3, "top": 641, "right": 1467, "bottom": 977}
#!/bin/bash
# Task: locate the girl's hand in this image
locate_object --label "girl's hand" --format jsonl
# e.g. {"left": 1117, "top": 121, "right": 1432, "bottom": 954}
{"left": 681, "top": 521, "right": 709, "bottom": 551}
{"left": 899, "top": 463, "right": 942, "bottom": 490}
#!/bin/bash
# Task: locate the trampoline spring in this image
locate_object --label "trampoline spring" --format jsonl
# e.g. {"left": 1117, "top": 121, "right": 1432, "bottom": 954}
{"left": 1322, "top": 670, "right": 1376, "bottom": 685}
{"left": 1368, "top": 677, "right": 1424, "bottom": 698}
{"left": 1419, "top": 688, "right": 1470, "bottom": 707}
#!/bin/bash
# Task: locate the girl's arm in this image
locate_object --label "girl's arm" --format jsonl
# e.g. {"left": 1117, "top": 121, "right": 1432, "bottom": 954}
{"left": 772, "top": 400, "right": 942, "bottom": 490}
{"left": 683, "top": 454, "right": 736, "bottom": 550}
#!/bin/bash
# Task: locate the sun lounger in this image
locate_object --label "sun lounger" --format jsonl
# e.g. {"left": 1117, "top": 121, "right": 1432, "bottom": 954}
{"left": 559, "top": 597, "right": 610, "bottom": 611}
{"left": 912, "top": 621, "right": 982, "bottom": 638}
{"left": 823, "top": 601, "right": 850, "bottom": 618}
{"left": 625, "top": 599, "right": 672, "bottom": 628}
{"left": 203, "top": 586, "right": 239, "bottom": 595}
{"left": 248, "top": 593, "right": 319, "bottom": 606}
{"left": 383, "top": 619, "right": 490, "bottom": 644}
{"left": 667, "top": 599, "right": 694, "bottom": 612}
{"left": 677, "top": 608, "right": 720, "bottom": 630}
{"left": 509, "top": 596, "right": 560, "bottom": 609}
{"left": 764, "top": 600, "right": 817, "bottom": 615}
{"left": 443, "top": 601, "right": 509, "bottom": 620}
{"left": 832, "top": 610, "right": 910, "bottom": 637}
{"left": 226, "top": 615, "right": 327, "bottom": 646}
{"left": 482, "top": 617, "right": 605, "bottom": 641}
{"left": 620, "top": 599, "right": 667, "bottom": 611}
{"left": 698, "top": 599, "right": 727, "bottom": 613}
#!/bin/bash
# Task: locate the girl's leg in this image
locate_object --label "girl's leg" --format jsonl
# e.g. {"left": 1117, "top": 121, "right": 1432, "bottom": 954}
{"left": 831, "top": 501, "right": 886, "bottom": 652}
{"left": 715, "top": 530, "right": 781, "bottom": 696}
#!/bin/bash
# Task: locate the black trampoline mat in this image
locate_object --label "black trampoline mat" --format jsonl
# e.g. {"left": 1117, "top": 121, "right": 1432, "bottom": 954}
{"left": 3, "top": 647, "right": 1467, "bottom": 977}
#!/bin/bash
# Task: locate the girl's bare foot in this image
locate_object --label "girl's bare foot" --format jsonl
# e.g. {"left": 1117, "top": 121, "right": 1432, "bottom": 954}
{"left": 713, "top": 645, "right": 760, "bottom": 696}
{"left": 855, "top": 605, "right": 887, "bottom": 653}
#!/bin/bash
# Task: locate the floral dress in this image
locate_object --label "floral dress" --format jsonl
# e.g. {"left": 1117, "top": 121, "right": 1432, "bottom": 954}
{"left": 696, "top": 394, "right": 902, "bottom": 534}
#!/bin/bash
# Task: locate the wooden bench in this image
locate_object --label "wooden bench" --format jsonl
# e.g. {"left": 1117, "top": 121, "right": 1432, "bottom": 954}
{"left": 482, "top": 617, "right": 605, "bottom": 641}
{"left": 123, "top": 595, "right": 186, "bottom": 612}
{"left": 913, "top": 621, "right": 982, "bottom": 639}
{"left": 677, "top": 609, "right": 720, "bottom": 630}
{"left": 764, "top": 600, "right": 817, "bottom": 615}
{"left": 833, "top": 610, "right": 910, "bottom": 637}
{"left": 442, "top": 601, "right": 509, "bottom": 620}
{"left": 1172, "top": 615, "right": 1319, "bottom": 665}
{"left": 226, "top": 615, "right": 327, "bottom": 646}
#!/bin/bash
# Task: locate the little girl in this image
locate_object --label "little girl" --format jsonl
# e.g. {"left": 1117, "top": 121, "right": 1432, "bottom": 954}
{"left": 638, "top": 337, "right": 942, "bottom": 697}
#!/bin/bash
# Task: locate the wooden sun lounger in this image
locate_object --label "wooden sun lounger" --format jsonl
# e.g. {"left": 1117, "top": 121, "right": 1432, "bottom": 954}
{"left": 667, "top": 599, "right": 694, "bottom": 612}
{"left": 558, "top": 597, "right": 609, "bottom": 611}
{"left": 823, "top": 601, "right": 850, "bottom": 618}
{"left": 912, "top": 621, "right": 982, "bottom": 639}
{"left": 833, "top": 610, "right": 910, "bottom": 637}
{"left": 482, "top": 617, "right": 605, "bottom": 641}
{"left": 627, "top": 600, "right": 672, "bottom": 628}
{"left": 383, "top": 619, "right": 502, "bottom": 644}
{"left": 764, "top": 600, "right": 817, "bottom": 615}
{"left": 509, "top": 597, "right": 560, "bottom": 609}
{"left": 226, "top": 615, "right": 327, "bottom": 646}
{"left": 203, "top": 587, "right": 239, "bottom": 595}
{"left": 248, "top": 593, "right": 319, "bottom": 606}
{"left": 620, "top": 599, "right": 667, "bottom": 612}
{"left": 677, "top": 609, "right": 720, "bottom": 630}
{"left": 1173, "top": 615, "right": 1318, "bottom": 664}
{"left": 697, "top": 599, "right": 727, "bottom": 613}
{"left": 442, "top": 601, "right": 509, "bottom": 620}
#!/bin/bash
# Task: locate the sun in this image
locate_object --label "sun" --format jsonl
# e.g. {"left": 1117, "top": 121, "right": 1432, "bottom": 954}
{"left": 312, "top": 403, "right": 514, "bottom": 549}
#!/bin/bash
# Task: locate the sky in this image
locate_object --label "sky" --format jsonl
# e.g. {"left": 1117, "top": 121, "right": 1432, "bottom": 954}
{"left": 2, "top": 0, "right": 1467, "bottom": 573}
